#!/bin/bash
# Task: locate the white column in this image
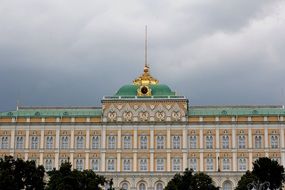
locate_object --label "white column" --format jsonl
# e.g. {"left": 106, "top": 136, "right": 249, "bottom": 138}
{"left": 167, "top": 152, "right": 171, "bottom": 171}
{"left": 215, "top": 128, "right": 219, "bottom": 149}
{"left": 102, "top": 127, "right": 106, "bottom": 149}
{"left": 117, "top": 129, "right": 121, "bottom": 149}
{"left": 40, "top": 130, "right": 44, "bottom": 149}
{"left": 167, "top": 128, "right": 171, "bottom": 149}
{"left": 133, "top": 153, "right": 137, "bottom": 171}
{"left": 40, "top": 153, "right": 43, "bottom": 165}
{"left": 150, "top": 153, "right": 154, "bottom": 172}
{"left": 232, "top": 152, "right": 237, "bottom": 171}
{"left": 183, "top": 128, "right": 187, "bottom": 149}
{"left": 216, "top": 153, "right": 220, "bottom": 171}
{"left": 70, "top": 153, "right": 74, "bottom": 169}
{"left": 133, "top": 128, "right": 138, "bottom": 149}
{"left": 117, "top": 153, "right": 121, "bottom": 171}
{"left": 25, "top": 130, "right": 30, "bottom": 149}
{"left": 199, "top": 129, "right": 203, "bottom": 149}
{"left": 248, "top": 128, "right": 252, "bottom": 148}
{"left": 265, "top": 127, "right": 268, "bottom": 149}
{"left": 10, "top": 130, "right": 15, "bottom": 150}
{"left": 101, "top": 153, "right": 105, "bottom": 171}
{"left": 86, "top": 129, "right": 90, "bottom": 149}
{"left": 70, "top": 129, "right": 74, "bottom": 149}
{"left": 232, "top": 128, "right": 236, "bottom": 149}
{"left": 150, "top": 128, "right": 154, "bottom": 149}
{"left": 85, "top": 153, "right": 89, "bottom": 169}
{"left": 56, "top": 129, "right": 60, "bottom": 149}
{"left": 183, "top": 153, "right": 187, "bottom": 170}
{"left": 249, "top": 152, "right": 253, "bottom": 171}
{"left": 199, "top": 152, "right": 204, "bottom": 171}
{"left": 55, "top": 153, "right": 59, "bottom": 169}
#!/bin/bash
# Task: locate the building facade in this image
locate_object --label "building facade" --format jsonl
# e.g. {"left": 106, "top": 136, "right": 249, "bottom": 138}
{"left": 1, "top": 65, "right": 285, "bottom": 190}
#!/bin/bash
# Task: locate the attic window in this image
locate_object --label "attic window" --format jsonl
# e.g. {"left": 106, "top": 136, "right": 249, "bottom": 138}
{"left": 221, "top": 110, "right": 227, "bottom": 115}
{"left": 35, "top": 112, "right": 40, "bottom": 116}
{"left": 63, "top": 112, "right": 68, "bottom": 116}
{"left": 7, "top": 112, "right": 13, "bottom": 116}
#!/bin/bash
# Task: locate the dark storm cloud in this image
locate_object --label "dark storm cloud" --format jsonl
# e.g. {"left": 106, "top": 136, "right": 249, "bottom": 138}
{"left": 0, "top": 0, "right": 285, "bottom": 111}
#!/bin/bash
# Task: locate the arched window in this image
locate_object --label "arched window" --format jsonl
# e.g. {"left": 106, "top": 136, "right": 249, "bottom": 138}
{"left": 222, "top": 158, "right": 230, "bottom": 171}
{"left": 123, "top": 136, "right": 131, "bottom": 149}
{"left": 107, "top": 159, "right": 115, "bottom": 171}
{"left": 156, "top": 158, "right": 164, "bottom": 171}
{"left": 140, "top": 159, "right": 147, "bottom": 171}
{"left": 189, "top": 158, "right": 197, "bottom": 171}
{"left": 76, "top": 136, "right": 84, "bottom": 149}
{"left": 172, "top": 136, "right": 180, "bottom": 149}
{"left": 238, "top": 158, "right": 247, "bottom": 171}
{"left": 222, "top": 181, "right": 233, "bottom": 190}
{"left": 140, "top": 136, "right": 147, "bottom": 149}
{"left": 139, "top": 183, "right": 146, "bottom": 190}
{"left": 156, "top": 183, "right": 163, "bottom": 190}
{"left": 222, "top": 135, "right": 229, "bottom": 149}
{"left": 122, "top": 182, "right": 129, "bottom": 190}
{"left": 238, "top": 135, "right": 245, "bottom": 149}
{"left": 46, "top": 136, "right": 53, "bottom": 149}
{"left": 172, "top": 158, "right": 181, "bottom": 171}
{"left": 206, "top": 158, "right": 213, "bottom": 171}
{"left": 92, "top": 136, "right": 100, "bottom": 149}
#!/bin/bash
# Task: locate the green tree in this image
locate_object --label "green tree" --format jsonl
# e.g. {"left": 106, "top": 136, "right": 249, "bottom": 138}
{"left": 0, "top": 155, "right": 45, "bottom": 190}
{"left": 164, "top": 168, "right": 219, "bottom": 190}
{"left": 46, "top": 162, "right": 106, "bottom": 190}
{"left": 235, "top": 157, "right": 285, "bottom": 190}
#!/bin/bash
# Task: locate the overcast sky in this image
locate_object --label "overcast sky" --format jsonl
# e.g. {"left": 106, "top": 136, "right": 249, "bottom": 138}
{"left": 0, "top": 0, "right": 285, "bottom": 111}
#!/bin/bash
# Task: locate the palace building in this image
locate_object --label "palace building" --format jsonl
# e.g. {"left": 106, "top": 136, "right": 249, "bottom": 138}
{"left": 1, "top": 65, "right": 285, "bottom": 190}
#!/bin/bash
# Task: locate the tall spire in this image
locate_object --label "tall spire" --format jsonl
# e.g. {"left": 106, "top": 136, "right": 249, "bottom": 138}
{"left": 145, "top": 25, "right": 148, "bottom": 67}
{"left": 133, "top": 26, "right": 159, "bottom": 86}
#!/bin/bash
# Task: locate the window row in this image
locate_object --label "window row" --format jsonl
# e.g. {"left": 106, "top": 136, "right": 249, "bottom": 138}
{"left": 1, "top": 135, "right": 280, "bottom": 149}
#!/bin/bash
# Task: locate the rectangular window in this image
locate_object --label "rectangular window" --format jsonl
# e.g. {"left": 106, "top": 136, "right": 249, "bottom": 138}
{"left": 108, "top": 136, "right": 116, "bottom": 149}
{"left": 189, "top": 158, "right": 197, "bottom": 171}
{"left": 76, "top": 136, "right": 84, "bottom": 149}
{"left": 189, "top": 136, "right": 197, "bottom": 149}
{"left": 206, "top": 158, "right": 213, "bottom": 171}
{"left": 206, "top": 136, "right": 213, "bottom": 149}
{"left": 107, "top": 159, "right": 115, "bottom": 171}
{"left": 238, "top": 158, "right": 247, "bottom": 171}
{"left": 0, "top": 136, "right": 9, "bottom": 149}
{"left": 60, "top": 136, "right": 69, "bottom": 149}
{"left": 31, "top": 136, "right": 39, "bottom": 149}
{"left": 46, "top": 136, "right": 53, "bottom": 149}
{"left": 45, "top": 159, "right": 53, "bottom": 171}
{"left": 172, "top": 158, "right": 181, "bottom": 171}
{"left": 123, "top": 136, "right": 131, "bottom": 149}
{"left": 255, "top": 135, "right": 262, "bottom": 148}
{"left": 16, "top": 136, "right": 24, "bottom": 149}
{"left": 76, "top": 159, "right": 84, "bottom": 171}
{"left": 238, "top": 135, "right": 246, "bottom": 149}
{"left": 156, "top": 158, "right": 164, "bottom": 171}
{"left": 157, "top": 136, "right": 164, "bottom": 149}
{"left": 222, "top": 135, "right": 229, "bottom": 149}
{"left": 92, "top": 136, "right": 100, "bottom": 149}
{"left": 172, "top": 136, "right": 180, "bottom": 149}
{"left": 140, "top": 136, "right": 147, "bottom": 149}
{"left": 123, "top": 159, "right": 131, "bottom": 171}
{"left": 140, "top": 159, "right": 147, "bottom": 171}
{"left": 91, "top": 159, "right": 100, "bottom": 171}
{"left": 222, "top": 158, "right": 230, "bottom": 171}
{"left": 271, "top": 135, "right": 279, "bottom": 148}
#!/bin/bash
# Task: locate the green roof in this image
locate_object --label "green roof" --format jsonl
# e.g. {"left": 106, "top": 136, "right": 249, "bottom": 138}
{"left": 188, "top": 106, "right": 285, "bottom": 116}
{"left": 115, "top": 84, "right": 176, "bottom": 97}
{"left": 0, "top": 107, "right": 102, "bottom": 117}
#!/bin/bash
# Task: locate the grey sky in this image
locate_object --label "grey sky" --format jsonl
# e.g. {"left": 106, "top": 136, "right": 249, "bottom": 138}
{"left": 0, "top": 0, "right": 285, "bottom": 111}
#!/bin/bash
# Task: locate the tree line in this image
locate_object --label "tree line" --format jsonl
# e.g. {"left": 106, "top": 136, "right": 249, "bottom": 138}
{"left": 0, "top": 156, "right": 284, "bottom": 190}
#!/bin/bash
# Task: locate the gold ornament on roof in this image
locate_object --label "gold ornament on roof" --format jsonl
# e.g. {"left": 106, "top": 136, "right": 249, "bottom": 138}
{"left": 133, "top": 64, "right": 159, "bottom": 86}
